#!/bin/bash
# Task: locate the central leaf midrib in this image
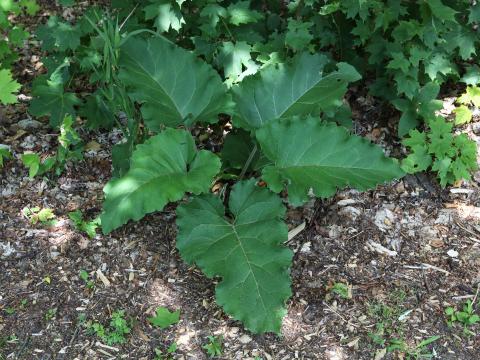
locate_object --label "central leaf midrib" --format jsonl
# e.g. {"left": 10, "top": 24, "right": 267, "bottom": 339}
{"left": 126, "top": 54, "right": 184, "bottom": 119}
{"left": 255, "top": 71, "right": 339, "bottom": 124}
{"left": 229, "top": 224, "right": 268, "bottom": 317}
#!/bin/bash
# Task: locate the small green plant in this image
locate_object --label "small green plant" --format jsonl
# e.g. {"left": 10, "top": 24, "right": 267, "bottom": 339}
{"left": 445, "top": 300, "right": 479, "bottom": 336}
{"left": 148, "top": 307, "right": 180, "bottom": 329}
{"left": 45, "top": 308, "right": 57, "bottom": 321}
{"left": 0, "top": 334, "right": 18, "bottom": 347}
{"left": 0, "top": 144, "right": 12, "bottom": 167}
{"left": 202, "top": 335, "right": 223, "bottom": 358}
{"left": 368, "top": 290, "right": 409, "bottom": 351}
{"left": 4, "top": 307, "right": 15, "bottom": 315}
{"left": 87, "top": 310, "right": 131, "bottom": 345}
{"left": 22, "top": 206, "right": 56, "bottom": 226}
{"left": 79, "top": 270, "right": 95, "bottom": 289}
{"left": 21, "top": 115, "right": 83, "bottom": 178}
{"left": 329, "top": 282, "right": 352, "bottom": 300}
{"left": 3, "top": 299, "right": 27, "bottom": 316}
{"left": 387, "top": 335, "right": 440, "bottom": 359}
{"left": 19, "top": 299, "right": 27, "bottom": 310}
{"left": 402, "top": 116, "right": 478, "bottom": 187}
{"left": 21, "top": 153, "right": 54, "bottom": 178}
{"left": 69, "top": 210, "right": 101, "bottom": 238}
{"left": 154, "top": 342, "right": 177, "bottom": 360}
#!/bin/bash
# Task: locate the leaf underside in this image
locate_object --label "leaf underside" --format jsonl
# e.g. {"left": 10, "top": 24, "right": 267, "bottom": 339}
{"left": 176, "top": 179, "right": 292, "bottom": 333}
{"left": 101, "top": 128, "right": 221, "bottom": 233}
{"left": 119, "top": 36, "right": 232, "bottom": 131}
{"left": 256, "top": 117, "right": 405, "bottom": 205}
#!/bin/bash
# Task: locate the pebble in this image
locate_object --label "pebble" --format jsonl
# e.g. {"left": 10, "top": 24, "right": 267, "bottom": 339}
{"left": 337, "top": 199, "right": 356, "bottom": 207}
{"left": 447, "top": 249, "right": 459, "bottom": 258}
{"left": 374, "top": 207, "right": 395, "bottom": 232}
{"left": 17, "top": 118, "right": 43, "bottom": 130}
{"left": 239, "top": 335, "right": 252, "bottom": 344}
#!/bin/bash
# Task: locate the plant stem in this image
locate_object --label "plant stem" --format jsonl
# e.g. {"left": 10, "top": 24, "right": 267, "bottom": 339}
{"left": 239, "top": 144, "right": 257, "bottom": 180}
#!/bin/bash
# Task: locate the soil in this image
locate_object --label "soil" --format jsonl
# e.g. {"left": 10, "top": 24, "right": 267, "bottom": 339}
{"left": 1, "top": 2, "right": 480, "bottom": 360}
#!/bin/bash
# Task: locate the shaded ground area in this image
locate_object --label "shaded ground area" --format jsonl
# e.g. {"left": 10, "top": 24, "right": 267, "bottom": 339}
{"left": 1, "top": 115, "right": 480, "bottom": 359}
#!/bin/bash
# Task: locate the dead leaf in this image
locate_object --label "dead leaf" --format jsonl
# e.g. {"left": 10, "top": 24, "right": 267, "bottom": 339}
{"left": 85, "top": 141, "right": 101, "bottom": 152}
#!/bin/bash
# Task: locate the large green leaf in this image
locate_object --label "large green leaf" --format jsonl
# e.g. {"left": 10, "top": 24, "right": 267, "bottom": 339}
{"left": 232, "top": 53, "right": 361, "bottom": 130}
{"left": 177, "top": 179, "right": 292, "bottom": 333}
{"left": 119, "top": 36, "right": 232, "bottom": 131}
{"left": 256, "top": 117, "right": 405, "bottom": 205}
{"left": 101, "top": 128, "right": 221, "bottom": 233}
{"left": 0, "top": 69, "right": 20, "bottom": 104}
{"left": 28, "top": 59, "right": 79, "bottom": 127}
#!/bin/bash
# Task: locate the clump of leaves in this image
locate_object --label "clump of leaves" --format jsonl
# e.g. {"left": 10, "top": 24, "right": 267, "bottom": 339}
{"left": 402, "top": 116, "right": 478, "bottom": 187}
{"left": 22, "top": 206, "right": 56, "bottom": 226}
{"left": 454, "top": 85, "right": 480, "bottom": 125}
{"left": 69, "top": 210, "right": 100, "bottom": 238}
{"left": 79, "top": 269, "right": 95, "bottom": 289}
{"left": 328, "top": 282, "right": 352, "bottom": 300}
{"left": 148, "top": 307, "right": 180, "bottom": 329}
{"left": 154, "top": 343, "right": 177, "bottom": 360}
{"left": 21, "top": 115, "right": 83, "bottom": 178}
{"left": 386, "top": 335, "right": 440, "bottom": 359}
{"left": 96, "top": 35, "right": 404, "bottom": 334}
{"left": 0, "top": 144, "right": 12, "bottom": 167}
{"left": 445, "top": 300, "right": 479, "bottom": 336}
{"left": 0, "top": 1, "right": 38, "bottom": 107}
{"left": 87, "top": 310, "right": 131, "bottom": 345}
{"left": 202, "top": 335, "right": 222, "bottom": 358}
{"left": 45, "top": 308, "right": 57, "bottom": 321}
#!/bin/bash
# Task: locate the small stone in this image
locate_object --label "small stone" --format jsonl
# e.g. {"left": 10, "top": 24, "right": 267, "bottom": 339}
{"left": 300, "top": 242, "right": 311, "bottom": 253}
{"left": 239, "top": 334, "right": 252, "bottom": 344}
{"left": 374, "top": 208, "right": 395, "bottom": 232}
{"left": 447, "top": 249, "right": 458, "bottom": 258}
{"left": 17, "top": 119, "right": 43, "bottom": 130}
{"left": 337, "top": 199, "right": 356, "bottom": 207}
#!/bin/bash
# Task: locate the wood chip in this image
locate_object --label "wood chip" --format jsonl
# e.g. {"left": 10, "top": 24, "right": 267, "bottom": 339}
{"left": 96, "top": 269, "right": 111, "bottom": 287}
{"left": 287, "top": 222, "right": 306, "bottom": 242}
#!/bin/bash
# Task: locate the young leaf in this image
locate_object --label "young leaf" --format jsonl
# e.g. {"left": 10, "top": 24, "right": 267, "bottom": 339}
{"left": 226, "top": 0, "right": 263, "bottom": 26}
{"left": 454, "top": 105, "right": 472, "bottom": 125}
{"left": 143, "top": 0, "right": 185, "bottom": 32}
{"left": 0, "top": 69, "right": 21, "bottom": 104}
{"left": 148, "top": 307, "right": 180, "bottom": 329}
{"left": 256, "top": 117, "right": 404, "bottom": 205}
{"left": 29, "top": 62, "right": 80, "bottom": 128}
{"left": 232, "top": 53, "right": 361, "bottom": 130}
{"left": 458, "top": 86, "right": 480, "bottom": 107}
{"left": 21, "top": 153, "right": 41, "bottom": 178}
{"left": 101, "top": 128, "right": 221, "bottom": 233}
{"left": 36, "top": 16, "right": 81, "bottom": 52}
{"left": 119, "top": 36, "right": 232, "bottom": 131}
{"left": 177, "top": 179, "right": 292, "bottom": 333}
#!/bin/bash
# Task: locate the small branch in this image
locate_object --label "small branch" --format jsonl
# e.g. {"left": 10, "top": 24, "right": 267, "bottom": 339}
{"left": 239, "top": 144, "right": 257, "bottom": 180}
